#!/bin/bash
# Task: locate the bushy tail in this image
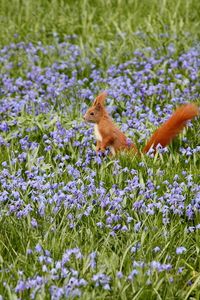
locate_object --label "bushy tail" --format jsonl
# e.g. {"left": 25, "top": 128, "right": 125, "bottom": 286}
{"left": 143, "top": 103, "right": 199, "bottom": 153}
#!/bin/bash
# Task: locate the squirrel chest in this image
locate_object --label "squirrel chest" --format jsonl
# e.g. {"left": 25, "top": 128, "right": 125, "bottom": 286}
{"left": 94, "top": 124, "right": 103, "bottom": 141}
{"left": 94, "top": 124, "right": 116, "bottom": 155}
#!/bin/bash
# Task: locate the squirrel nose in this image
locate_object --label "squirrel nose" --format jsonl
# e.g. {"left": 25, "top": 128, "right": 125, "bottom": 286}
{"left": 83, "top": 114, "right": 86, "bottom": 120}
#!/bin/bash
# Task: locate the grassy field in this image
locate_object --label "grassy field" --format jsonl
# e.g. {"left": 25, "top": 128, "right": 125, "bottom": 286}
{"left": 0, "top": 0, "right": 200, "bottom": 299}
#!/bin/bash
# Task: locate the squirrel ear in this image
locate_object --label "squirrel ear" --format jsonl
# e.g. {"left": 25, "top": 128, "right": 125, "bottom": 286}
{"left": 93, "top": 91, "right": 107, "bottom": 106}
{"left": 95, "top": 102, "right": 102, "bottom": 111}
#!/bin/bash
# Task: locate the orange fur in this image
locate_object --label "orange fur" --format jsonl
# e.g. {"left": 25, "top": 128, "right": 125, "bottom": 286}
{"left": 84, "top": 92, "right": 199, "bottom": 156}
{"left": 143, "top": 103, "right": 199, "bottom": 153}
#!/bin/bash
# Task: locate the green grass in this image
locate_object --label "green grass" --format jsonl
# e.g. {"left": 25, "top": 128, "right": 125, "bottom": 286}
{"left": 0, "top": 0, "right": 200, "bottom": 299}
{"left": 1, "top": 0, "right": 200, "bottom": 57}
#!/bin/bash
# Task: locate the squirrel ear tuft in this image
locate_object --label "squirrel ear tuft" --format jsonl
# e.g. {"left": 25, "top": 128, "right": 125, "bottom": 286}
{"left": 93, "top": 91, "right": 107, "bottom": 106}
{"left": 95, "top": 102, "right": 102, "bottom": 111}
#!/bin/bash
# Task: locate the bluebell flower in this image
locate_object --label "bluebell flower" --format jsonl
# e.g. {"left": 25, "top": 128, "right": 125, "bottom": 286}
{"left": 176, "top": 246, "right": 187, "bottom": 254}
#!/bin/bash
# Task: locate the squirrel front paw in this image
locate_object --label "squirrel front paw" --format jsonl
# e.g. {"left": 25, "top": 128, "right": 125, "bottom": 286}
{"left": 96, "top": 145, "right": 106, "bottom": 152}
{"left": 100, "top": 146, "right": 106, "bottom": 152}
{"left": 96, "top": 146, "right": 101, "bottom": 153}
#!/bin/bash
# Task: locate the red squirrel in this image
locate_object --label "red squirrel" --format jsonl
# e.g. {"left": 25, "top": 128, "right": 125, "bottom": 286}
{"left": 83, "top": 91, "right": 199, "bottom": 155}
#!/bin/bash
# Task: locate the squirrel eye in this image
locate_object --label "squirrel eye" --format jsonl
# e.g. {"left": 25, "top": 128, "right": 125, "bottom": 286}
{"left": 90, "top": 112, "right": 94, "bottom": 116}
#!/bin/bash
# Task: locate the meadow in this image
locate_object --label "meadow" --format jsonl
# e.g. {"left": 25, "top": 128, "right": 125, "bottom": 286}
{"left": 0, "top": 0, "right": 200, "bottom": 299}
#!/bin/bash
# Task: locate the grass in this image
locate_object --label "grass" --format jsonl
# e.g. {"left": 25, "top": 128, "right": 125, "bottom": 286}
{"left": 0, "top": 0, "right": 200, "bottom": 299}
{"left": 1, "top": 0, "right": 200, "bottom": 56}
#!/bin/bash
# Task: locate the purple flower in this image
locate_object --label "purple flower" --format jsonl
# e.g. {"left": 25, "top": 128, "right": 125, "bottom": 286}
{"left": 153, "top": 246, "right": 161, "bottom": 253}
{"left": 27, "top": 249, "right": 33, "bottom": 255}
{"left": 128, "top": 269, "right": 138, "bottom": 280}
{"left": 35, "top": 244, "right": 43, "bottom": 253}
{"left": 0, "top": 122, "right": 9, "bottom": 132}
{"left": 134, "top": 221, "right": 142, "bottom": 232}
{"left": 31, "top": 218, "right": 38, "bottom": 228}
{"left": 131, "top": 243, "right": 141, "bottom": 253}
{"left": 177, "top": 267, "right": 184, "bottom": 274}
{"left": 116, "top": 271, "right": 123, "bottom": 279}
{"left": 169, "top": 277, "right": 174, "bottom": 283}
{"left": 62, "top": 248, "right": 82, "bottom": 266}
{"left": 88, "top": 252, "right": 97, "bottom": 269}
{"left": 92, "top": 273, "right": 111, "bottom": 289}
{"left": 15, "top": 280, "right": 26, "bottom": 292}
{"left": 176, "top": 246, "right": 186, "bottom": 254}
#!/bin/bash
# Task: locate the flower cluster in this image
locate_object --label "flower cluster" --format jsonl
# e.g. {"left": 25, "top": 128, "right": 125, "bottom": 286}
{"left": 0, "top": 37, "right": 199, "bottom": 298}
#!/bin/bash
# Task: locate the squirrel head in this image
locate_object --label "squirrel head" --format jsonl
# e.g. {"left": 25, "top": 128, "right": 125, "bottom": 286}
{"left": 83, "top": 91, "right": 107, "bottom": 123}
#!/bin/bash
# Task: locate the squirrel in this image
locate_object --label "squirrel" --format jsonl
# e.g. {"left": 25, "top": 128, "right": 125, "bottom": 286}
{"left": 83, "top": 91, "right": 199, "bottom": 155}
